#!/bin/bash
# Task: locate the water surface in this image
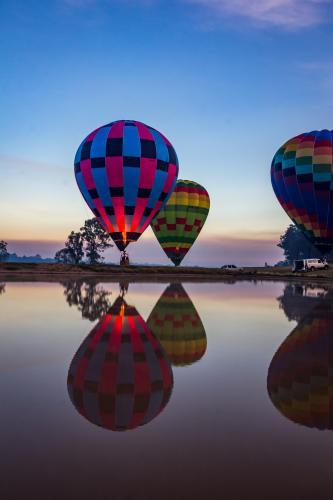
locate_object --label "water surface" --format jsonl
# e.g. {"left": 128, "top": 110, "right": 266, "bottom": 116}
{"left": 1, "top": 279, "right": 333, "bottom": 500}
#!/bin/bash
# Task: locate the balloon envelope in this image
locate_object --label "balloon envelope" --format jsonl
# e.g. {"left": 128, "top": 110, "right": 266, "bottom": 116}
{"left": 74, "top": 120, "right": 179, "bottom": 251}
{"left": 151, "top": 180, "right": 210, "bottom": 265}
{"left": 267, "top": 300, "right": 333, "bottom": 430}
{"left": 271, "top": 130, "right": 333, "bottom": 254}
{"left": 147, "top": 283, "right": 207, "bottom": 366}
{"left": 67, "top": 296, "right": 173, "bottom": 431}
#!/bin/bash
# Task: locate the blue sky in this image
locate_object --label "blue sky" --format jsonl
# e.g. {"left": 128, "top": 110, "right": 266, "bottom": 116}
{"left": 1, "top": 0, "right": 333, "bottom": 265}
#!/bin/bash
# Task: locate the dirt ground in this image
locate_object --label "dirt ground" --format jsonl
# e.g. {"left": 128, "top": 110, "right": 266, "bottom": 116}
{"left": 1, "top": 262, "right": 333, "bottom": 284}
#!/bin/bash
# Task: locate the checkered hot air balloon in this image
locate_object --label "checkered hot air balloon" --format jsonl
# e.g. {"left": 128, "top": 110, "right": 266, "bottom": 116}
{"left": 271, "top": 130, "right": 333, "bottom": 254}
{"left": 150, "top": 180, "right": 210, "bottom": 266}
{"left": 74, "top": 120, "right": 179, "bottom": 252}
{"left": 267, "top": 301, "right": 333, "bottom": 430}
{"left": 67, "top": 296, "right": 173, "bottom": 431}
{"left": 147, "top": 284, "right": 207, "bottom": 366}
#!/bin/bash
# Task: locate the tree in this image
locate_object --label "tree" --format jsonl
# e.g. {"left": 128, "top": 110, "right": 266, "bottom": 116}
{"left": 55, "top": 248, "right": 74, "bottom": 264}
{"left": 80, "top": 218, "right": 113, "bottom": 264}
{"left": 277, "top": 224, "right": 326, "bottom": 263}
{"left": 65, "top": 231, "right": 84, "bottom": 264}
{"left": 55, "top": 231, "right": 84, "bottom": 264}
{"left": 0, "top": 241, "right": 9, "bottom": 262}
{"left": 55, "top": 219, "right": 113, "bottom": 264}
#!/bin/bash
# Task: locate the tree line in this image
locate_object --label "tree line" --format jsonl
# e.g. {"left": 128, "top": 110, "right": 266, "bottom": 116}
{"left": 1, "top": 221, "right": 330, "bottom": 266}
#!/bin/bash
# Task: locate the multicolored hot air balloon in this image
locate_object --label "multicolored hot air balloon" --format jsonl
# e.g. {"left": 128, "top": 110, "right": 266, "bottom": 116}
{"left": 267, "top": 300, "right": 333, "bottom": 430}
{"left": 151, "top": 180, "right": 210, "bottom": 266}
{"left": 74, "top": 120, "right": 179, "bottom": 252}
{"left": 147, "top": 283, "right": 207, "bottom": 366}
{"left": 67, "top": 296, "right": 173, "bottom": 431}
{"left": 271, "top": 130, "right": 333, "bottom": 254}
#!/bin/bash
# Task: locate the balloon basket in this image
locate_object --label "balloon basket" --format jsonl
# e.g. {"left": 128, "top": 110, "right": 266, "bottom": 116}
{"left": 120, "top": 251, "right": 130, "bottom": 267}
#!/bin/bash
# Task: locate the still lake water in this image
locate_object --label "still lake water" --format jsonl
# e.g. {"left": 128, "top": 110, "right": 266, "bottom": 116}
{"left": 1, "top": 279, "right": 333, "bottom": 500}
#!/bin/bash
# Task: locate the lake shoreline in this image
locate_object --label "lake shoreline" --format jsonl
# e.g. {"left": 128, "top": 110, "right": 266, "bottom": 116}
{"left": 1, "top": 262, "right": 333, "bottom": 284}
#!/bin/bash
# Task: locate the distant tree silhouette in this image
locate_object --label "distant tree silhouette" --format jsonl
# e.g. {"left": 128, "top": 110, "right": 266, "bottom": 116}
{"left": 55, "top": 218, "right": 113, "bottom": 264}
{"left": 61, "top": 280, "right": 112, "bottom": 321}
{"left": 80, "top": 218, "right": 113, "bottom": 264}
{"left": 0, "top": 241, "right": 9, "bottom": 262}
{"left": 278, "top": 224, "right": 333, "bottom": 263}
{"left": 55, "top": 231, "right": 84, "bottom": 264}
{"left": 55, "top": 249, "right": 73, "bottom": 264}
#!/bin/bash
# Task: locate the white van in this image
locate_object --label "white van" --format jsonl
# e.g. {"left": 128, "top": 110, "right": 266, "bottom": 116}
{"left": 292, "top": 258, "right": 329, "bottom": 272}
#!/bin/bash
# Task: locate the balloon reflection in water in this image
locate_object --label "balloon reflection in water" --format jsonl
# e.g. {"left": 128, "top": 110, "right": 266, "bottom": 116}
{"left": 68, "top": 296, "right": 173, "bottom": 431}
{"left": 268, "top": 299, "right": 333, "bottom": 430}
{"left": 147, "top": 283, "right": 207, "bottom": 366}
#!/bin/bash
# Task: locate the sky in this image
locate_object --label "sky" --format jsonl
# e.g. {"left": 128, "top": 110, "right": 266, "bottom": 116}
{"left": 1, "top": 0, "right": 333, "bottom": 266}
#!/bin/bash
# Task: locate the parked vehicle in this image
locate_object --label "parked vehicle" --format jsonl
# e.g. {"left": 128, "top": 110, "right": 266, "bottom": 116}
{"left": 221, "top": 264, "right": 243, "bottom": 271}
{"left": 289, "top": 284, "right": 329, "bottom": 298}
{"left": 292, "top": 258, "right": 329, "bottom": 272}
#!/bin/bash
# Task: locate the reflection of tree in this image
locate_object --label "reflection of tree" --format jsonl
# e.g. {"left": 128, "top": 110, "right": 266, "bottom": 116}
{"left": 61, "top": 280, "right": 112, "bottom": 321}
{"left": 277, "top": 283, "right": 331, "bottom": 323}
{"left": 119, "top": 280, "right": 129, "bottom": 298}
{"left": 0, "top": 283, "right": 5, "bottom": 295}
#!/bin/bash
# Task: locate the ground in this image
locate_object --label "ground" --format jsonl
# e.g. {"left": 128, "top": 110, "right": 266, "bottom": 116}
{"left": 1, "top": 262, "right": 333, "bottom": 283}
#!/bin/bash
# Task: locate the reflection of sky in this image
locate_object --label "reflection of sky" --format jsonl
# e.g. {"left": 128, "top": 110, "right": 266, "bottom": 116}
{"left": 2, "top": 1, "right": 333, "bottom": 265}
{"left": 3, "top": 281, "right": 333, "bottom": 499}
{"left": 0, "top": 280, "right": 286, "bottom": 373}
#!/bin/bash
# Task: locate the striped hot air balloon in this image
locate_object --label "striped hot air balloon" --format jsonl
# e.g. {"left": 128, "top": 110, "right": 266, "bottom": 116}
{"left": 74, "top": 120, "right": 179, "bottom": 252}
{"left": 271, "top": 130, "right": 333, "bottom": 254}
{"left": 267, "top": 300, "right": 333, "bottom": 430}
{"left": 67, "top": 296, "right": 173, "bottom": 431}
{"left": 151, "top": 180, "right": 210, "bottom": 266}
{"left": 147, "top": 284, "right": 207, "bottom": 366}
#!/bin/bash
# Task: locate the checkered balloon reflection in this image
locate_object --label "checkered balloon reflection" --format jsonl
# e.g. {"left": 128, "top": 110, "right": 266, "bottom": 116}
{"left": 147, "top": 284, "right": 207, "bottom": 366}
{"left": 267, "top": 300, "right": 333, "bottom": 430}
{"left": 67, "top": 296, "right": 173, "bottom": 431}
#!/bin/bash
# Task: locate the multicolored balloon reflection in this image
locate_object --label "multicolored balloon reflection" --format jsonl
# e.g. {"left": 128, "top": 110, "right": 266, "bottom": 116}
{"left": 67, "top": 295, "right": 173, "bottom": 431}
{"left": 147, "top": 283, "right": 207, "bottom": 366}
{"left": 268, "top": 299, "right": 333, "bottom": 430}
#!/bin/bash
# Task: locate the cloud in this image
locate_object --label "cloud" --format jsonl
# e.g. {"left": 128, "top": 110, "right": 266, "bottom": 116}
{"left": 0, "top": 154, "right": 66, "bottom": 172}
{"left": 62, "top": 0, "right": 330, "bottom": 28}
{"left": 296, "top": 60, "right": 333, "bottom": 92}
{"left": 182, "top": 0, "right": 330, "bottom": 28}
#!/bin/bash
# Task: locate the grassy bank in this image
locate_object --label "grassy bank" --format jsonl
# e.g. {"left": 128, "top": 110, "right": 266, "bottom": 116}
{"left": 2, "top": 262, "right": 333, "bottom": 283}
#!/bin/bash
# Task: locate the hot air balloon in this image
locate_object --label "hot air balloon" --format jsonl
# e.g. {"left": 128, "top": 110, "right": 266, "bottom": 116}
{"left": 147, "top": 283, "right": 207, "bottom": 366}
{"left": 74, "top": 120, "right": 179, "bottom": 259}
{"left": 271, "top": 130, "right": 333, "bottom": 254}
{"left": 150, "top": 180, "right": 210, "bottom": 266}
{"left": 267, "top": 300, "right": 333, "bottom": 430}
{"left": 67, "top": 295, "right": 173, "bottom": 431}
